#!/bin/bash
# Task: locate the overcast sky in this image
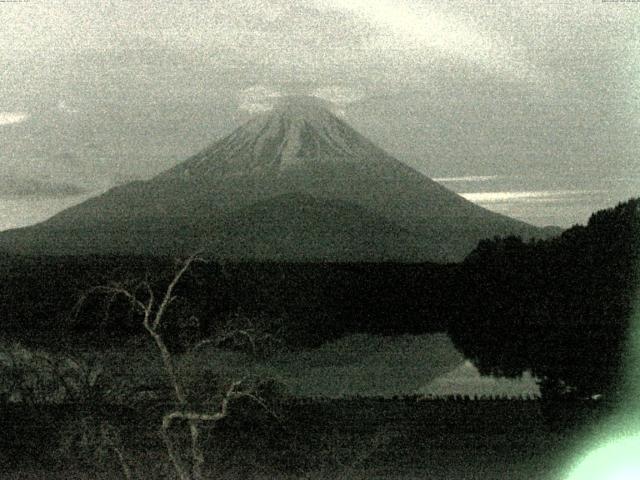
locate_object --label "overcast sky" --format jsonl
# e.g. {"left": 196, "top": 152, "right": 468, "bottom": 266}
{"left": 1, "top": 0, "right": 639, "bottom": 229}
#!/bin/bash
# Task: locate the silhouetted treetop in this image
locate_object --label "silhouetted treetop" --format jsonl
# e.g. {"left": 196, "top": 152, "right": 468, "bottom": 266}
{"left": 449, "top": 198, "right": 640, "bottom": 400}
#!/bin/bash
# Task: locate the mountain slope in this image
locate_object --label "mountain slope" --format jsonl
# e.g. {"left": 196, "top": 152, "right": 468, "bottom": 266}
{"left": 0, "top": 96, "right": 557, "bottom": 261}
{"left": 0, "top": 193, "right": 428, "bottom": 260}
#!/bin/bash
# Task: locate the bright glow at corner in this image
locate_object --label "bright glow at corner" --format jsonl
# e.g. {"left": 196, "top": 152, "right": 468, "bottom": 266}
{"left": 565, "top": 434, "right": 640, "bottom": 480}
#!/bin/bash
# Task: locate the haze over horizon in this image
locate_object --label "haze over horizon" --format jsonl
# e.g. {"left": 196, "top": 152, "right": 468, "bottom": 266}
{"left": 1, "top": 0, "right": 639, "bottom": 230}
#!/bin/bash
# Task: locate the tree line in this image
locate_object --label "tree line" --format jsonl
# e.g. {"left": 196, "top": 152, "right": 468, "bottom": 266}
{"left": 449, "top": 198, "right": 639, "bottom": 401}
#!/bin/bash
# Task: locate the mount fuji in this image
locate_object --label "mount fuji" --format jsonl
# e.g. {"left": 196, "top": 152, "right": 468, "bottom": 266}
{"left": 0, "top": 97, "right": 556, "bottom": 261}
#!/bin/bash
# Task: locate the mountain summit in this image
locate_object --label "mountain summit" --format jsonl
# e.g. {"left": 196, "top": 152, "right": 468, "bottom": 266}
{"left": 0, "top": 99, "right": 556, "bottom": 261}
{"left": 161, "top": 95, "right": 407, "bottom": 178}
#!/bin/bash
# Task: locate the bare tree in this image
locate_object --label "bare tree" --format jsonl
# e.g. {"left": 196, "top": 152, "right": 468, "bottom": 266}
{"left": 193, "top": 309, "right": 286, "bottom": 360}
{"left": 78, "top": 253, "right": 279, "bottom": 480}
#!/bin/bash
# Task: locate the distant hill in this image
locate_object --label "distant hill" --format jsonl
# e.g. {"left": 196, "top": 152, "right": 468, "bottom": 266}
{"left": 0, "top": 96, "right": 558, "bottom": 261}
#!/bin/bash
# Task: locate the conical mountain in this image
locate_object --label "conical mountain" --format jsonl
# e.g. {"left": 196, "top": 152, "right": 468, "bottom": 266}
{"left": 0, "top": 97, "right": 555, "bottom": 261}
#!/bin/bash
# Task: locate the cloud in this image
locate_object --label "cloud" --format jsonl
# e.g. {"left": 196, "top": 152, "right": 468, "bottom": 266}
{"left": 312, "top": 86, "right": 365, "bottom": 106}
{"left": 0, "top": 175, "right": 88, "bottom": 198}
{"left": 311, "top": 0, "right": 539, "bottom": 82}
{"left": 57, "top": 100, "right": 79, "bottom": 114}
{"left": 237, "top": 85, "right": 283, "bottom": 114}
{"left": 460, "top": 190, "right": 598, "bottom": 204}
{"left": 434, "top": 175, "right": 500, "bottom": 183}
{"left": 0, "top": 112, "right": 29, "bottom": 126}
{"left": 237, "top": 84, "right": 365, "bottom": 116}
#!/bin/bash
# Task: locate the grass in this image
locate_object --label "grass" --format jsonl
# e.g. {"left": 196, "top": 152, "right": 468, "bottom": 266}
{"left": 0, "top": 393, "right": 582, "bottom": 480}
{"left": 0, "top": 338, "right": 590, "bottom": 480}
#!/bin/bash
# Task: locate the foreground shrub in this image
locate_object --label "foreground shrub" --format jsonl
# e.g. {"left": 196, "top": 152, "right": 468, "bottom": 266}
{"left": 0, "top": 343, "right": 106, "bottom": 404}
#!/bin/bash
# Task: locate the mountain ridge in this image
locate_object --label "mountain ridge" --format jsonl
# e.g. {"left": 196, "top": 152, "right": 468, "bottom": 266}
{"left": 0, "top": 98, "right": 560, "bottom": 261}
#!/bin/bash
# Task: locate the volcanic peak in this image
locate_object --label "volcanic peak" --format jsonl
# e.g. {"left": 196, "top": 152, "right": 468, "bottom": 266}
{"left": 164, "top": 96, "right": 383, "bottom": 179}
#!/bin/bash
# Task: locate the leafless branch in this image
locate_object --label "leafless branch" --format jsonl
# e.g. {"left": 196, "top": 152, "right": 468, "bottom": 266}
{"left": 153, "top": 253, "right": 203, "bottom": 331}
{"left": 72, "top": 251, "right": 287, "bottom": 480}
